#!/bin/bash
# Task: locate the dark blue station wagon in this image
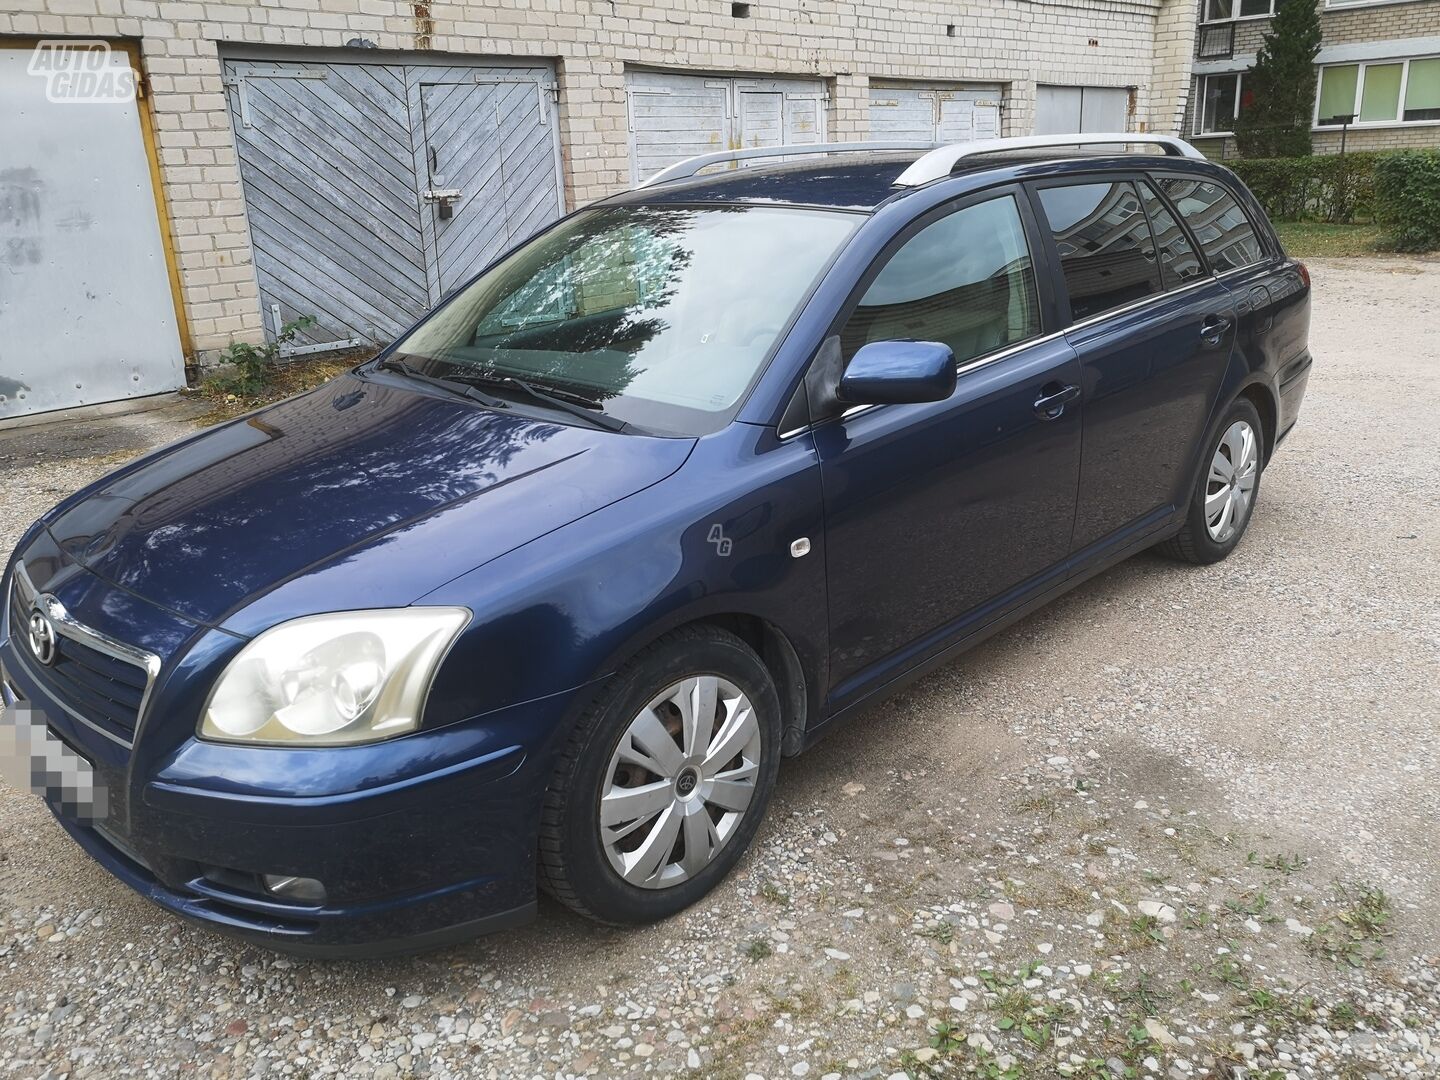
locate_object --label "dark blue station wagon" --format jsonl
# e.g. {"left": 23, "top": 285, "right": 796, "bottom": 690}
{"left": 0, "top": 135, "right": 1312, "bottom": 956}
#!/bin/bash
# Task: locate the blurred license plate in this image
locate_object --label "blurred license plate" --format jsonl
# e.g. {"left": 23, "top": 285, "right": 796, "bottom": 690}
{"left": 0, "top": 696, "right": 108, "bottom": 823}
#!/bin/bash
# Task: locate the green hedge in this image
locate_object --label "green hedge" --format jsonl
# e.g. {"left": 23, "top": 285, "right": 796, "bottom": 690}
{"left": 1373, "top": 150, "right": 1440, "bottom": 252}
{"left": 1227, "top": 153, "right": 1380, "bottom": 225}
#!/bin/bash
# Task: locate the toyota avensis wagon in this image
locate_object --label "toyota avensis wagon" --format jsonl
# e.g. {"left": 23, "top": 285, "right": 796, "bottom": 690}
{"left": 0, "top": 134, "right": 1312, "bottom": 956}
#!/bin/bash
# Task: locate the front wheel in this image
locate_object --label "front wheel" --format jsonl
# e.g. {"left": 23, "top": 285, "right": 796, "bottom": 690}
{"left": 1159, "top": 397, "right": 1264, "bottom": 565}
{"left": 538, "top": 626, "right": 781, "bottom": 925}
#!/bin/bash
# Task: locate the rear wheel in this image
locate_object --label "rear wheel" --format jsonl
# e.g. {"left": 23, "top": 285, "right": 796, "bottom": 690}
{"left": 538, "top": 626, "right": 781, "bottom": 924}
{"left": 1159, "top": 397, "right": 1264, "bottom": 565}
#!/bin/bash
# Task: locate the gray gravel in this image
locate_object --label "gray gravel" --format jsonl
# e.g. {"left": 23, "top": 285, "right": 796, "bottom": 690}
{"left": 2, "top": 256, "right": 1438, "bottom": 1079}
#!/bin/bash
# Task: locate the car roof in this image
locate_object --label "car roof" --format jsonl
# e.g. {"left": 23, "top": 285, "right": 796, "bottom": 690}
{"left": 605, "top": 148, "right": 1229, "bottom": 214}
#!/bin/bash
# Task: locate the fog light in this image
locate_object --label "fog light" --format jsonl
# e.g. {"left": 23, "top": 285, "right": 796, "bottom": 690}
{"left": 262, "top": 874, "right": 327, "bottom": 904}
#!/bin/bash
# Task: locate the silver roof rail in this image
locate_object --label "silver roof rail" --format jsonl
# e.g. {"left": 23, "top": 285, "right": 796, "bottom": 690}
{"left": 893, "top": 133, "right": 1206, "bottom": 187}
{"left": 637, "top": 141, "right": 938, "bottom": 188}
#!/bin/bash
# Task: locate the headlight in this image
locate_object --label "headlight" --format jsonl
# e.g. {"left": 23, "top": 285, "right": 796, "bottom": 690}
{"left": 199, "top": 608, "right": 469, "bottom": 746}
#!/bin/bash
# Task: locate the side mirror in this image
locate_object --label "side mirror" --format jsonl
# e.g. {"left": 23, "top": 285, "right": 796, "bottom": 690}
{"left": 836, "top": 340, "right": 957, "bottom": 406}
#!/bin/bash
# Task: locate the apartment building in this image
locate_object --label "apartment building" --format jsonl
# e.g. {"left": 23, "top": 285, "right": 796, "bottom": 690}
{"left": 1185, "top": 0, "right": 1440, "bottom": 156}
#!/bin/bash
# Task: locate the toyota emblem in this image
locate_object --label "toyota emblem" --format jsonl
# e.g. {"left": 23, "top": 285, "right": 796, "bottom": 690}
{"left": 27, "top": 610, "right": 58, "bottom": 666}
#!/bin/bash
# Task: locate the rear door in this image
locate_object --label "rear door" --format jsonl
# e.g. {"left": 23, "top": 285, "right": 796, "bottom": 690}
{"left": 814, "top": 188, "right": 1083, "bottom": 711}
{"left": 1028, "top": 175, "right": 1236, "bottom": 553}
{"left": 1156, "top": 175, "right": 1303, "bottom": 385}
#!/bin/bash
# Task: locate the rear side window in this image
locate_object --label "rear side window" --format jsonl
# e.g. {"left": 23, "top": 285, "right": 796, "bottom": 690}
{"left": 1036, "top": 181, "right": 1161, "bottom": 321}
{"left": 841, "top": 194, "right": 1040, "bottom": 366}
{"left": 1159, "top": 177, "right": 1264, "bottom": 273}
{"left": 1137, "top": 180, "right": 1204, "bottom": 288}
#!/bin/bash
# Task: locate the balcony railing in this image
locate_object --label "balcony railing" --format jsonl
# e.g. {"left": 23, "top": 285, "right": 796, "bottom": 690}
{"left": 1198, "top": 23, "right": 1235, "bottom": 60}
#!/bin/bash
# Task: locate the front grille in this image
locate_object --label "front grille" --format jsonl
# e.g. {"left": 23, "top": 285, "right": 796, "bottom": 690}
{"left": 8, "top": 574, "right": 152, "bottom": 744}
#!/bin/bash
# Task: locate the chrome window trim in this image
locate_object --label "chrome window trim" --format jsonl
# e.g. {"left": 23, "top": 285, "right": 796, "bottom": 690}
{"left": 779, "top": 275, "right": 1221, "bottom": 440}
{"left": 10, "top": 563, "right": 160, "bottom": 749}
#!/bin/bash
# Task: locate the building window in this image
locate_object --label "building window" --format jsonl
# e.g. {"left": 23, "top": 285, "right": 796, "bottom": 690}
{"left": 1316, "top": 56, "right": 1440, "bottom": 127}
{"left": 1203, "top": 0, "right": 1276, "bottom": 22}
{"left": 1197, "top": 72, "right": 1249, "bottom": 134}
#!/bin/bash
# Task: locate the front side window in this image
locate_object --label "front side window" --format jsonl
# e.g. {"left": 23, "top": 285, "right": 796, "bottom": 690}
{"left": 1160, "top": 178, "right": 1264, "bottom": 273}
{"left": 389, "top": 204, "right": 858, "bottom": 435}
{"left": 840, "top": 195, "right": 1040, "bottom": 367}
{"left": 1137, "top": 181, "right": 1205, "bottom": 288}
{"left": 1036, "top": 181, "right": 1161, "bottom": 322}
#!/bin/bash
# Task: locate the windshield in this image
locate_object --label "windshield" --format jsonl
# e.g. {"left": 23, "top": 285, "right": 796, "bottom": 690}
{"left": 386, "top": 204, "right": 858, "bottom": 435}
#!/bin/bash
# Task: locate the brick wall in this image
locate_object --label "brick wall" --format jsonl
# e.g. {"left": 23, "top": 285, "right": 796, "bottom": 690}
{"left": 1, "top": 0, "right": 1193, "bottom": 357}
{"left": 1182, "top": 0, "right": 1440, "bottom": 156}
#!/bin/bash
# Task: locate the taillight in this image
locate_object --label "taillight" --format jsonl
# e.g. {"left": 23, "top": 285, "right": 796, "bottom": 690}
{"left": 1295, "top": 260, "right": 1311, "bottom": 289}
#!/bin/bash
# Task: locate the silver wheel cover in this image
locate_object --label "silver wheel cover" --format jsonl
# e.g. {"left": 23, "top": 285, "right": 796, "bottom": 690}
{"left": 600, "top": 675, "right": 761, "bottom": 889}
{"left": 1205, "top": 419, "right": 1258, "bottom": 543}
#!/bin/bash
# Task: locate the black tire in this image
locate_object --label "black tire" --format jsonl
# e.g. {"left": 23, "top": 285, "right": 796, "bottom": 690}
{"left": 1158, "top": 396, "right": 1265, "bottom": 565}
{"left": 537, "top": 625, "right": 782, "bottom": 925}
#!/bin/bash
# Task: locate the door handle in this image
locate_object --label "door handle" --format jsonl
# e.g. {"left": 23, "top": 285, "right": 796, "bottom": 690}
{"left": 1033, "top": 382, "right": 1080, "bottom": 420}
{"left": 1200, "top": 314, "right": 1232, "bottom": 346}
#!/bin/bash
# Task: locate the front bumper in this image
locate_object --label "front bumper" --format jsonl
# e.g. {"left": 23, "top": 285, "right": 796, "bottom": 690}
{"left": 1, "top": 590, "right": 568, "bottom": 957}
{"left": 52, "top": 807, "right": 537, "bottom": 958}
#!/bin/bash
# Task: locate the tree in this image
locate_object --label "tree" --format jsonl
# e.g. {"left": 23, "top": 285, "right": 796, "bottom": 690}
{"left": 1234, "top": 0, "right": 1322, "bottom": 157}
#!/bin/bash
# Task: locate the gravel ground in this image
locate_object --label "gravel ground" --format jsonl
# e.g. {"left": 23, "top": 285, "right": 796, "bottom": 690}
{"left": 1, "top": 257, "right": 1437, "bottom": 1080}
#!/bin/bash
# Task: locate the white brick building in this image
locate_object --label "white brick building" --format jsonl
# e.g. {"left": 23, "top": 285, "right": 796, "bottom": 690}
{"left": 0, "top": 0, "right": 1197, "bottom": 418}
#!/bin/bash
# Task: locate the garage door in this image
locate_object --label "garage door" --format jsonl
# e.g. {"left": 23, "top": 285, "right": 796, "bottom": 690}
{"left": 1034, "top": 85, "right": 1131, "bottom": 135}
{"left": 0, "top": 43, "right": 185, "bottom": 419}
{"left": 869, "top": 83, "right": 1002, "bottom": 143}
{"left": 626, "top": 70, "right": 827, "bottom": 183}
{"left": 223, "top": 55, "right": 563, "bottom": 352}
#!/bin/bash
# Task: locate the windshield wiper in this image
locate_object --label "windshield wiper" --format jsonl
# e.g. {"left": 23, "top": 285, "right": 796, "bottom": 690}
{"left": 377, "top": 357, "right": 509, "bottom": 409}
{"left": 452, "top": 372, "right": 628, "bottom": 433}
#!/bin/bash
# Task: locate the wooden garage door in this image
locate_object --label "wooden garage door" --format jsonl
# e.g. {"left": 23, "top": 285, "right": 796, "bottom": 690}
{"left": 223, "top": 55, "right": 562, "bottom": 351}
{"left": 869, "top": 83, "right": 1002, "bottom": 144}
{"left": 625, "top": 70, "right": 828, "bottom": 184}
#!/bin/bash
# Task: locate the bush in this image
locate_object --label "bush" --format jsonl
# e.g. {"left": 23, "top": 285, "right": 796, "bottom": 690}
{"left": 1373, "top": 150, "right": 1440, "bottom": 252}
{"left": 1227, "top": 153, "right": 1380, "bottom": 224}
{"left": 213, "top": 315, "right": 314, "bottom": 393}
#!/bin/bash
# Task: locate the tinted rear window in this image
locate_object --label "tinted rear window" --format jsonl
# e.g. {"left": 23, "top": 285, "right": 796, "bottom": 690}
{"left": 1137, "top": 180, "right": 1204, "bottom": 289}
{"left": 1036, "top": 181, "right": 1162, "bottom": 322}
{"left": 1159, "top": 177, "right": 1264, "bottom": 273}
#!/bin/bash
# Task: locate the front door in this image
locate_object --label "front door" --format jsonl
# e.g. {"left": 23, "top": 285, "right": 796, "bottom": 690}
{"left": 815, "top": 189, "right": 1083, "bottom": 711}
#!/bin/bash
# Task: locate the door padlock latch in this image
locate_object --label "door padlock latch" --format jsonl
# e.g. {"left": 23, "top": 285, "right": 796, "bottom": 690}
{"left": 423, "top": 188, "right": 464, "bottom": 220}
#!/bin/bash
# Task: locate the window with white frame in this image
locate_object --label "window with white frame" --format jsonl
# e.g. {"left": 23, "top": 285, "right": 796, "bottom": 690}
{"left": 1316, "top": 56, "right": 1440, "bottom": 126}
{"left": 1203, "top": 0, "right": 1277, "bottom": 21}
{"left": 1197, "top": 72, "right": 1250, "bottom": 134}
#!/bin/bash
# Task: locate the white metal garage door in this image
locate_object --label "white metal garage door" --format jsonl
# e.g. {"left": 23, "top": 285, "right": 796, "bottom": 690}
{"left": 223, "top": 54, "right": 563, "bottom": 352}
{"left": 626, "top": 70, "right": 827, "bottom": 183}
{"left": 0, "top": 44, "right": 185, "bottom": 420}
{"left": 869, "top": 83, "right": 1002, "bottom": 143}
{"left": 1034, "top": 85, "right": 1131, "bottom": 135}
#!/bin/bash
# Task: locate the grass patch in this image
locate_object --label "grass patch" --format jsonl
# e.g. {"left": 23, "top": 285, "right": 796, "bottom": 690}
{"left": 1306, "top": 882, "right": 1392, "bottom": 966}
{"left": 1274, "top": 221, "right": 1386, "bottom": 258}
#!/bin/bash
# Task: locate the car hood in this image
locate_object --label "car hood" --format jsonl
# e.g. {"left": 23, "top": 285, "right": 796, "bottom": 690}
{"left": 43, "top": 374, "right": 694, "bottom": 630}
